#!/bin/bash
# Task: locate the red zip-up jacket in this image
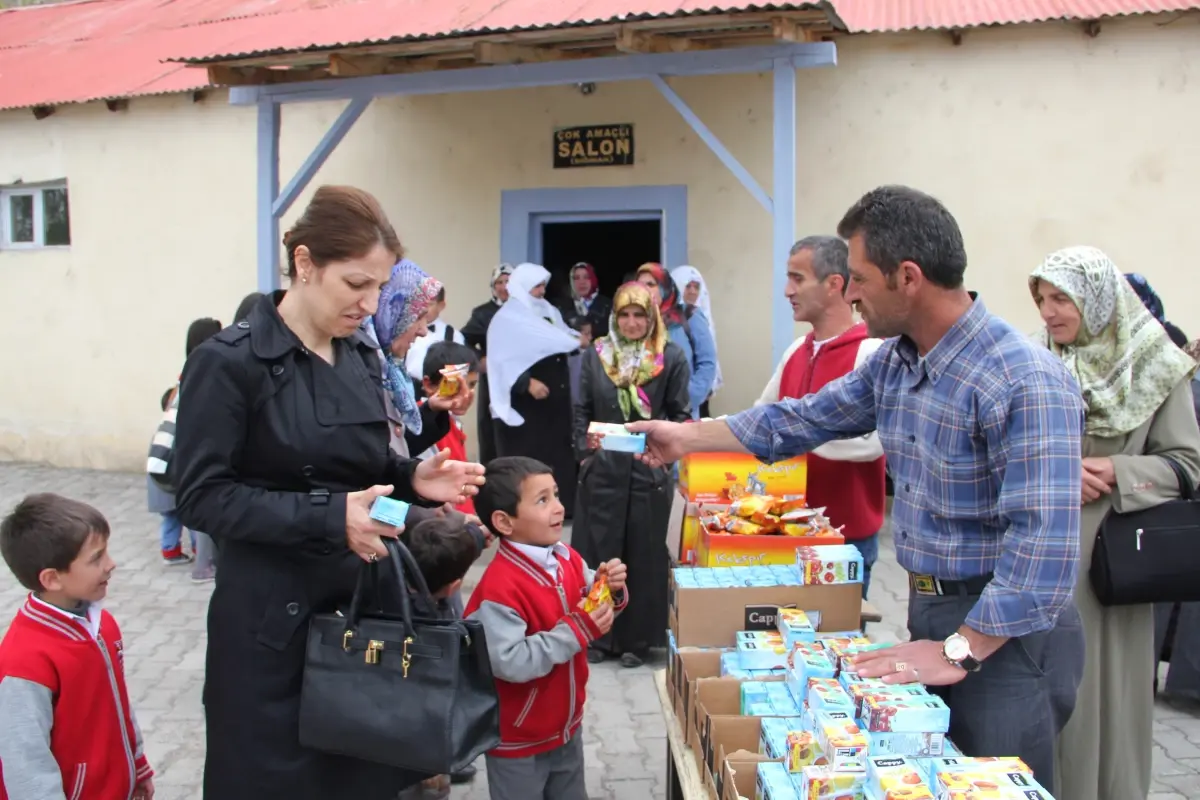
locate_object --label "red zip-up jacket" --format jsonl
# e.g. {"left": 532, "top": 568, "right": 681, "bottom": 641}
{"left": 464, "top": 540, "right": 627, "bottom": 759}
{"left": 0, "top": 595, "right": 153, "bottom": 800}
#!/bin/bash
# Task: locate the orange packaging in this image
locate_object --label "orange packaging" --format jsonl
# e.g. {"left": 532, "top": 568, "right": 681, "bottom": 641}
{"left": 697, "top": 526, "right": 844, "bottom": 567}
{"left": 678, "top": 452, "right": 807, "bottom": 504}
{"left": 436, "top": 364, "right": 470, "bottom": 397}
{"left": 582, "top": 574, "right": 612, "bottom": 612}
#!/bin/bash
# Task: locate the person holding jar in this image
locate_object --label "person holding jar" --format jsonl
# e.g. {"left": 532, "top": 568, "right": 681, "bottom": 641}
{"left": 172, "top": 185, "right": 485, "bottom": 800}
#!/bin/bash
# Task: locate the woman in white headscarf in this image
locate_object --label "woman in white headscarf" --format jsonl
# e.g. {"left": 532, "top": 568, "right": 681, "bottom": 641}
{"left": 1030, "top": 246, "right": 1200, "bottom": 800}
{"left": 487, "top": 263, "right": 581, "bottom": 515}
{"left": 671, "top": 265, "right": 723, "bottom": 416}
{"left": 462, "top": 264, "right": 514, "bottom": 465}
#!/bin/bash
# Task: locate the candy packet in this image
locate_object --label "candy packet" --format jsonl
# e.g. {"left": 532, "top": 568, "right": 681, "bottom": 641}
{"left": 436, "top": 363, "right": 470, "bottom": 397}
{"left": 582, "top": 573, "right": 612, "bottom": 612}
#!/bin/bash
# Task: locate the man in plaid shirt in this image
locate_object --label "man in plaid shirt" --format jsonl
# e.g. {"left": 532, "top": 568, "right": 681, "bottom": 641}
{"left": 631, "top": 185, "right": 1085, "bottom": 788}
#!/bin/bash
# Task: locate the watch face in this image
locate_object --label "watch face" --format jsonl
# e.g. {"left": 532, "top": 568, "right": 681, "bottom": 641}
{"left": 944, "top": 635, "right": 971, "bottom": 661}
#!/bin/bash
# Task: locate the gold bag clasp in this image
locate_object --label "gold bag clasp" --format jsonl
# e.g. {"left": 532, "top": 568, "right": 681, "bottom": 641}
{"left": 401, "top": 636, "right": 414, "bottom": 678}
{"left": 365, "top": 640, "right": 384, "bottom": 665}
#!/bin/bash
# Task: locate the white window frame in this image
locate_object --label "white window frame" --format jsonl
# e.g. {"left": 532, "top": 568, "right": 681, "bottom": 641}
{"left": 0, "top": 181, "right": 70, "bottom": 250}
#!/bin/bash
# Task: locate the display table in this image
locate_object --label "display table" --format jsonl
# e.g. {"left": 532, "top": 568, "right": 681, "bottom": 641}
{"left": 862, "top": 599, "right": 882, "bottom": 624}
{"left": 656, "top": 669, "right": 708, "bottom": 800}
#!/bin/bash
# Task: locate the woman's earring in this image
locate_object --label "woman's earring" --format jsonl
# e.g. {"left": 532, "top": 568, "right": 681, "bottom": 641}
{"left": 302, "top": 275, "right": 309, "bottom": 284}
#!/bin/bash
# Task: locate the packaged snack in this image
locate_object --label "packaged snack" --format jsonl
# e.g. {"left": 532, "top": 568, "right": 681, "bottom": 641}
{"left": 811, "top": 710, "right": 869, "bottom": 772}
{"left": 730, "top": 494, "right": 775, "bottom": 519}
{"left": 581, "top": 573, "right": 611, "bottom": 612}
{"left": 587, "top": 421, "right": 646, "bottom": 453}
{"left": 866, "top": 756, "right": 933, "bottom": 800}
{"left": 779, "top": 505, "right": 824, "bottom": 522}
{"left": 436, "top": 363, "right": 470, "bottom": 397}
{"left": 796, "top": 765, "right": 865, "bottom": 800}
{"left": 773, "top": 497, "right": 811, "bottom": 516}
{"left": 368, "top": 496, "right": 411, "bottom": 527}
{"left": 726, "top": 518, "right": 767, "bottom": 536}
{"left": 862, "top": 694, "right": 951, "bottom": 734}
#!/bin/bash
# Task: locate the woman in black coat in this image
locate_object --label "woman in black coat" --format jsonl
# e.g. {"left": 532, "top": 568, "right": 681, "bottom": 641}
{"left": 461, "top": 264, "right": 513, "bottom": 465}
{"left": 173, "top": 186, "right": 484, "bottom": 800}
{"left": 572, "top": 282, "right": 691, "bottom": 667}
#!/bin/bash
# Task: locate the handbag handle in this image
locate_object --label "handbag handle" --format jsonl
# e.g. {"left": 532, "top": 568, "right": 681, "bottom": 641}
{"left": 344, "top": 538, "right": 438, "bottom": 640}
{"left": 1164, "top": 456, "right": 1197, "bottom": 502}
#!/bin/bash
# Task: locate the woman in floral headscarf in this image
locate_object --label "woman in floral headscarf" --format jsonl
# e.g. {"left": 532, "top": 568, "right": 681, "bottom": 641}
{"left": 462, "top": 264, "right": 514, "bottom": 465}
{"left": 572, "top": 282, "right": 691, "bottom": 667}
{"left": 637, "top": 263, "right": 717, "bottom": 419}
{"left": 1030, "top": 246, "right": 1200, "bottom": 800}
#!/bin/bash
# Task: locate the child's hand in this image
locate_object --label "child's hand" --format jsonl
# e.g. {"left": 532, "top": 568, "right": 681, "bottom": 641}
{"left": 603, "top": 559, "right": 627, "bottom": 593}
{"left": 588, "top": 602, "right": 615, "bottom": 635}
{"left": 133, "top": 777, "right": 155, "bottom": 800}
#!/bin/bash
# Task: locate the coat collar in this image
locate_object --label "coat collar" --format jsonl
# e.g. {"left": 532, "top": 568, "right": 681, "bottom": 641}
{"left": 21, "top": 594, "right": 101, "bottom": 641}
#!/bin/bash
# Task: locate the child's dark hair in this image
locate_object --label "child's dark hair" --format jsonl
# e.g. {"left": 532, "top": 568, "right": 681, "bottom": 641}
{"left": 435, "top": 286, "right": 446, "bottom": 303}
{"left": 422, "top": 341, "right": 480, "bottom": 384}
{"left": 186, "top": 317, "right": 222, "bottom": 357}
{"left": 405, "top": 517, "right": 479, "bottom": 594}
{"left": 234, "top": 292, "right": 264, "bottom": 324}
{"left": 0, "top": 494, "right": 110, "bottom": 591}
{"left": 160, "top": 386, "right": 176, "bottom": 411}
{"left": 476, "top": 457, "right": 553, "bottom": 530}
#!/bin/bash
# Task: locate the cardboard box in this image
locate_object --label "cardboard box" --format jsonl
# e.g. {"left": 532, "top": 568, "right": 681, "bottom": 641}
{"left": 681, "top": 500, "right": 726, "bottom": 565}
{"left": 698, "top": 526, "right": 845, "bottom": 567}
{"left": 679, "top": 451, "right": 808, "bottom": 503}
{"left": 701, "top": 713, "right": 783, "bottom": 779}
{"left": 669, "top": 579, "right": 864, "bottom": 648}
{"left": 675, "top": 650, "right": 724, "bottom": 729}
{"left": 718, "top": 749, "right": 774, "bottom": 800}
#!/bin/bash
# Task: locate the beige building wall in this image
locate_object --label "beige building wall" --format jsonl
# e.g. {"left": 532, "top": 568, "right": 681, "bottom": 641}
{"left": 1, "top": 14, "right": 1197, "bottom": 469}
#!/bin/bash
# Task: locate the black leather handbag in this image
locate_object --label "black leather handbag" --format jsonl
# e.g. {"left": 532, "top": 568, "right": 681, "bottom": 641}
{"left": 298, "top": 538, "right": 500, "bottom": 773}
{"left": 1090, "top": 456, "right": 1200, "bottom": 606}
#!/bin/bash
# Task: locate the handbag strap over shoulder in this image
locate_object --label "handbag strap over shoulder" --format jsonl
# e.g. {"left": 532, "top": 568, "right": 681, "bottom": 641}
{"left": 1163, "top": 455, "right": 1197, "bottom": 502}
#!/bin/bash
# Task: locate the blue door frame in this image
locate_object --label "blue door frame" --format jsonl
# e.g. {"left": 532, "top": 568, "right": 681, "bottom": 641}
{"left": 236, "top": 41, "right": 837, "bottom": 366}
{"left": 500, "top": 186, "right": 687, "bottom": 269}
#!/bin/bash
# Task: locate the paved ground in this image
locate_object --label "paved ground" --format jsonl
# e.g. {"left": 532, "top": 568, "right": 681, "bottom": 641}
{"left": 0, "top": 462, "right": 1198, "bottom": 799}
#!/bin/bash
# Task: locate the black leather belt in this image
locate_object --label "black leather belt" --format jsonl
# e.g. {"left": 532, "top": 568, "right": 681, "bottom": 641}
{"left": 909, "top": 572, "right": 993, "bottom": 597}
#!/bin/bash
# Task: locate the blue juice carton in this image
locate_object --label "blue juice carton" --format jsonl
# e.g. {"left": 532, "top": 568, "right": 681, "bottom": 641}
{"left": 776, "top": 608, "right": 817, "bottom": 648}
{"left": 760, "top": 717, "right": 822, "bottom": 774}
{"left": 862, "top": 694, "right": 951, "bottom": 734}
{"left": 786, "top": 650, "right": 836, "bottom": 706}
{"left": 865, "top": 756, "right": 934, "bottom": 799}
{"left": 757, "top": 761, "right": 800, "bottom": 800}
{"left": 368, "top": 496, "right": 411, "bottom": 527}
{"left": 797, "top": 544, "right": 865, "bottom": 585}
{"left": 738, "top": 634, "right": 792, "bottom": 670}
{"left": 796, "top": 765, "right": 865, "bottom": 799}
{"left": 766, "top": 681, "right": 802, "bottom": 715}
{"left": 866, "top": 731, "right": 946, "bottom": 759}
{"left": 811, "top": 709, "right": 869, "bottom": 773}
{"left": 588, "top": 421, "right": 646, "bottom": 453}
{"left": 806, "top": 679, "right": 854, "bottom": 714}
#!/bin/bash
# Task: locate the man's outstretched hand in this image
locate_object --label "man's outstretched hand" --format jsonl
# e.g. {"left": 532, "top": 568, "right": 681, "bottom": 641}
{"left": 625, "top": 420, "right": 690, "bottom": 468}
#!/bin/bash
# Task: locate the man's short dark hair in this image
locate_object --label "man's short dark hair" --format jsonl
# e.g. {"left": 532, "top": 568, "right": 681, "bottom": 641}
{"left": 476, "top": 457, "right": 553, "bottom": 530}
{"left": 405, "top": 517, "right": 479, "bottom": 594}
{"left": 186, "top": 317, "right": 222, "bottom": 357}
{"left": 836, "top": 185, "right": 967, "bottom": 290}
{"left": 422, "top": 341, "right": 480, "bottom": 384}
{"left": 0, "top": 494, "right": 110, "bottom": 591}
{"left": 790, "top": 235, "right": 849, "bottom": 284}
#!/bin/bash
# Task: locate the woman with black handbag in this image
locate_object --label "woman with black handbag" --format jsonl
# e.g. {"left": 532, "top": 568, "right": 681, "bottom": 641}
{"left": 172, "top": 186, "right": 485, "bottom": 800}
{"left": 1030, "top": 247, "right": 1200, "bottom": 800}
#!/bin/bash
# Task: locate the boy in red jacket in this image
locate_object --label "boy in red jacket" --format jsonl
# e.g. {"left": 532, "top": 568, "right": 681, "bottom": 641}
{"left": 465, "top": 457, "right": 627, "bottom": 800}
{"left": 0, "top": 494, "right": 154, "bottom": 800}
{"left": 417, "top": 341, "right": 482, "bottom": 516}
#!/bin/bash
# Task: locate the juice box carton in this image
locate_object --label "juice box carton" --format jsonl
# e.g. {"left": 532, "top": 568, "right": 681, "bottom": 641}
{"left": 935, "top": 769, "right": 1052, "bottom": 799}
{"left": 786, "top": 651, "right": 836, "bottom": 706}
{"left": 817, "top": 630, "right": 864, "bottom": 640}
{"left": 924, "top": 757, "right": 1031, "bottom": 787}
{"left": 806, "top": 679, "right": 854, "bottom": 714}
{"left": 866, "top": 731, "right": 946, "bottom": 759}
{"left": 851, "top": 685, "right": 931, "bottom": 719}
{"left": 761, "top": 717, "right": 824, "bottom": 772}
{"left": 777, "top": 608, "right": 817, "bottom": 648}
{"left": 722, "top": 651, "right": 787, "bottom": 679}
{"left": 797, "top": 544, "right": 864, "bottom": 585}
{"left": 811, "top": 710, "right": 869, "bottom": 772}
{"left": 795, "top": 766, "right": 865, "bottom": 800}
{"left": 757, "top": 761, "right": 800, "bottom": 800}
{"left": 862, "top": 694, "right": 951, "bottom": 734}
{"left": 739, "top": 637, "right": 794, "bottom": 670}
{"left": 865, "top": 756, "right": 934, "bottom": 800}
{"left": 742, "top": 681, "right": 772, "bottom": 713}
{"left": 766, "top": 681, "right": 803, "bottom": 716}
{"left": 587, "top": 421, "right": 646, "bottom": 453}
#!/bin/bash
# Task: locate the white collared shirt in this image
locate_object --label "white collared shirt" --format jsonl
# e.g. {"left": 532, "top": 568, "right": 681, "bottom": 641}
{"left": 31, "top": 594, "right": 102, "bottom": 640}
{"left": 510, "top": 541, "right": 571, "bottom": 578}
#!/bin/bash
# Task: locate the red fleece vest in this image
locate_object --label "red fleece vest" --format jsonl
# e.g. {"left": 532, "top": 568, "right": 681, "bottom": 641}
{"left": 779, "top": 323, "right": 886, "bottom": 540}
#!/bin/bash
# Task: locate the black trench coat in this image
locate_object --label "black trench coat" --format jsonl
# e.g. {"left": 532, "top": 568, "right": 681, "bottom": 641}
{"left": 173, "top": 295, "right": 435, "bottom": 800}
{"left": 571, "top": 342, "right": 691, "bottom": 654}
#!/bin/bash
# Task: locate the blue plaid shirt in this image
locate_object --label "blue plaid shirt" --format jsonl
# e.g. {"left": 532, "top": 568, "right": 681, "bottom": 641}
{"left": 728, "top": 299, "right": 1083, "bottom": 638}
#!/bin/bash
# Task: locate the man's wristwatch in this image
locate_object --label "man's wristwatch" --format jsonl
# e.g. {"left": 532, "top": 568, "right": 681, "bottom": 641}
{"left": 942, "top": 633, "right": 982, "bottom": 673}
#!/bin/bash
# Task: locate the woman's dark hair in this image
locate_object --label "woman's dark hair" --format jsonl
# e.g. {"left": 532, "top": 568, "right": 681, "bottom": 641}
{"left": 185, "top": 318, "right": 222, "bottom": 356}
{"left": 281, "top": 186, "right": 403, "bottom": 279}
{"left": 233, "top": 292, "right": 264, "bottom": 323}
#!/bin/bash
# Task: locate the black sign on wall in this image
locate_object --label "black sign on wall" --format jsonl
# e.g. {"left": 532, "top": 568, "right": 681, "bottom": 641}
{"left": 554, "top": 124, "right": 635, "bottom": 168}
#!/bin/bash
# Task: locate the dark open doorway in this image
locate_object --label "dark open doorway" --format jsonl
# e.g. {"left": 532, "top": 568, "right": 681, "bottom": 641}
{"left": 540, "top": 218, "right": 662, "bottom": 311}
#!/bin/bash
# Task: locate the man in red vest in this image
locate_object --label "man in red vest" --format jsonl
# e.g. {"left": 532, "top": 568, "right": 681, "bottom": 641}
{"left": 757, "top": 235, "right": 887, "bottom": 596}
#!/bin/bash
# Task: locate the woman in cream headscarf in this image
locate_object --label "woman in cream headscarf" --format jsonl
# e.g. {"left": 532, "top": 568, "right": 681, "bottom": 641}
{"left": 487, "top": 263, "right": 581, "bottom": 515}
{"left": 1030, "top": 246, "right": 1200, "bottom": 800}
{"left": 671, "top": 265, "right": 723, "bottom": 415}
{"left": 462, "top": 263, "right": 514, "bottom": 465}
{"left": 572, "top": 282, "right": 691, "bottom": 667}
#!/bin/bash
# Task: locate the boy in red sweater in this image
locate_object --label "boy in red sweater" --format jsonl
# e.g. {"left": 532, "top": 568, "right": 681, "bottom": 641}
{"left": 465, "top": 457, "right": 628, "bottom": 800}
{"left": 0, "top": 494, "right": 154, "bottom": 800}
{"left": 417, "top": 341, "right": 482, "bottom": 516}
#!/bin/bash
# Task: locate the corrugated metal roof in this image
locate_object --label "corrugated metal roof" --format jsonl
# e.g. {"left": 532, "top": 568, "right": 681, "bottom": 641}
{"left": 1, "top": 0, "right": 1197, "bottom": 112}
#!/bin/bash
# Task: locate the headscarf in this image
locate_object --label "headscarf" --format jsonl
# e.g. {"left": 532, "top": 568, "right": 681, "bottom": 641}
{"left": 490, "top": 263, "right": 515, "bottom": 305}
{"left": 372, "top": 259, "right": 442, "bottom": 436}
{"left": 671, "top": 265, "right": 723, "bottom": 394}
{"left": 570, "top": 262, "right": 600, "bottom": 316}
{"left": 486, "top": 263, "right": 579, "bottom": 426}
{"left": 1126, "top": 272, "right": 1189, "bottom": 347}
{"left": 596, "top": 282, "right": 667, "bottom": 420}
{"left": 637, "top": 262, "right": 684, "bottom": 326}
{"left": 1029, "top": 246, "right": 1195, "bottom": 437}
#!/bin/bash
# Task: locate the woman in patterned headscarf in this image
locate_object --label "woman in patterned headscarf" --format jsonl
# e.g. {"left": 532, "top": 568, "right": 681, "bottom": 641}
{"left": 1030, "top": 246, "right": 1200, "bottom": 800}
{"left": 636, "top": 263, "right": 717, "bottom": 419}
{"left": 572, "top": 282, "right": 691, "bottom": 668}
{"left": 557, "top": 262, "right": 613, "bottom": 337}
{"left": 462, "top": 263, "right": 514, "bottom": 464}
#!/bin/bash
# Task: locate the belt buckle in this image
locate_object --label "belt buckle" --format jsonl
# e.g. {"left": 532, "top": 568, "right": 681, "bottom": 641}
{"left": 911, "top": 574, "right": 942, "bottom": 596}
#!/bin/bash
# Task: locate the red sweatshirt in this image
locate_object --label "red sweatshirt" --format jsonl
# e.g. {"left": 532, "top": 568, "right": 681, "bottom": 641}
{"left": 464, "top": 540, "right": 627, "bottom": 759}
{"left": 778, "top": 322, "right": 887, "bottom": 540}
{"left": 0, "top": 595, "right": 153, "bottom": 800}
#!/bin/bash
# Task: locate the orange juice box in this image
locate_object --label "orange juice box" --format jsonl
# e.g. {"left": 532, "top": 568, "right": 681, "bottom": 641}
{"left": 935, "top": 769, "right": 1052, "bottom": 799}
{"left": 678, "top": 451, "right": 807, "bottom": 504}
{"left": 777, "top": 608, "right": 818, "bottom": 648}
{"left": 862, "top": 694, "right": 951, "bottom": 734}
{"left": 738, "top": 634, "right": 792, "bottom": 670}
{"left": 761, "top": 716, "right": 824, "bottom": 772}
{"left": 807, "top": 678, "right": 854, "bottom": 714}
{"left": 922, "top": 757, "right": 1031, "bottom": 787}
{"left": 865, "top": 757, "right": 934, "bottom": 800}
{"left": 811, "top": 709, "right": 869, "bottom": 773}
{"left": 797, "top": 544, "right": 865, "bottom": 585}
{"left": 786, "top": 651, "right": 836, "bottom": 705}
{"left": 795, "top": 765, "right": 865, "bottom": 800}
{"left": 852, "top": 685, "right": 931, "bottom": 719}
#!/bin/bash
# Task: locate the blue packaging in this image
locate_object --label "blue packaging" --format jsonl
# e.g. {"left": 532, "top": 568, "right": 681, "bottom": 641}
{"left": 589, "top": 422, "right": 647, "bottom": 453}
{"left": 369, "top": 496, "right": 411, "bottom": 527}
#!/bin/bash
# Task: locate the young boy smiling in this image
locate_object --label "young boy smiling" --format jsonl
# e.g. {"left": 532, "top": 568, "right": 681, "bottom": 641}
{"left": 465, "top": 457, "right": 627, "bottom": 800}
{"left": 0, "top": 493, "right": 154, "bottom": 800}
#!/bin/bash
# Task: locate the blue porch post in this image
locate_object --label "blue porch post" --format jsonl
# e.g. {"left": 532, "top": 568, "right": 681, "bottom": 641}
{"left": 771, "top": 58, "right": 798, "bottom": 367}
{"left": 256, "top": 101, "right": 281, "bottom": 293}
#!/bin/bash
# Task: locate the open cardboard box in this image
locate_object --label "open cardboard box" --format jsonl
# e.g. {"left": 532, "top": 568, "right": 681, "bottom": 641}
{"left": 674, "top": 650, "right": 723, "bottom": 727}
{"left": 692, "top": 676, "right": 784, "bottom": 764}
{"left": 701, "top": 714, "right": 782, "bottom": 783}
{"left": 718, "top": 750, "right": 770, "bottom": 800}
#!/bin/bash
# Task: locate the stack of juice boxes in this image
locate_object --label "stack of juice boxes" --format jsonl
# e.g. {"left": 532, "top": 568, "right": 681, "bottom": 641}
{"left": 747, "top": 611, "right": 1058, "bottom": 800}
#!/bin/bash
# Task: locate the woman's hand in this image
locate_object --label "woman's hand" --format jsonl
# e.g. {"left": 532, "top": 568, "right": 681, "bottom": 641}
{"left": 427, "top": 382, "right": 475, "bottom": 416}
{"left": 413, "top": 449, "right": 486, "bottom": 505}
{"left": 1081, "top": 456, "right": 1116, "bottom": 504}
{"left": 528, "top": 378, "right": 550, "bottom": 399}
{"left": 346, "top": 485, "right": 402, "bottom": 562}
